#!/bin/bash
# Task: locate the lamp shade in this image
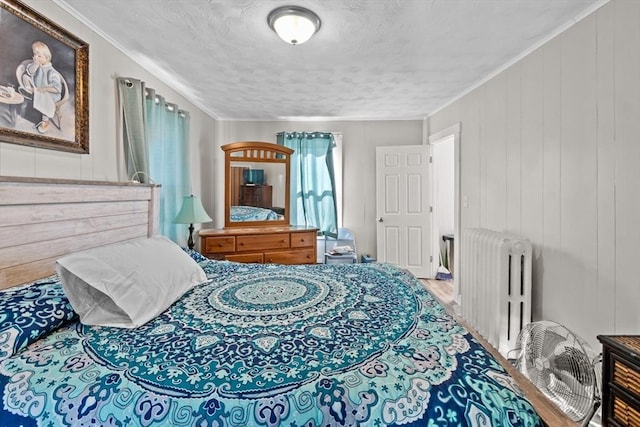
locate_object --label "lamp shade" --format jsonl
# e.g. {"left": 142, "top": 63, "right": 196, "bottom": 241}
{"left": 174, "top": 195, "right": 212, "bottom": 224}
{"left": 268, "top": 6, "right": 321, "bottom": 45}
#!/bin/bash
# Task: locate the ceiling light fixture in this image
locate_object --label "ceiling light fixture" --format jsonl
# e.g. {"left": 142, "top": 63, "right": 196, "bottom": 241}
{"left": 267, "top": 6, "right": 321, "bottom": 45}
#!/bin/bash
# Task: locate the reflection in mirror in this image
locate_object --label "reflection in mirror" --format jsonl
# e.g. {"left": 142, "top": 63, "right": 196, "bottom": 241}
{"left": 229, "top": 162, "right": 286, "bottom": 222}
{"left": 223, "top": 141, "right": 293, "bottom": 228}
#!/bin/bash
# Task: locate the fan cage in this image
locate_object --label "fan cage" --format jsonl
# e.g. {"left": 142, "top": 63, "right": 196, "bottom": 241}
{"left": 513, "top": 320, "right": 600, "bottom": 423}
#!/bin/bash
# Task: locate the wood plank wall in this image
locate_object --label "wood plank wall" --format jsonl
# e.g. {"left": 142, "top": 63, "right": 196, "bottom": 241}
{"left": 427, "top": 0, "right": 640, "bottom": 351}
{"left": 0, "top": 176, "right": 159, "bottom": 290}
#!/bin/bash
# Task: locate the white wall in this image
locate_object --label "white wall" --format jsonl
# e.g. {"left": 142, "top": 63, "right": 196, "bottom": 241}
{"left": 208, "top": 120, "right": 423, "bottom": 258}
{"left": 429, "top": 0, "right": 639, "bottom": 350}
{"left": 0, "top": 0, "right": 216, "bottom": 229}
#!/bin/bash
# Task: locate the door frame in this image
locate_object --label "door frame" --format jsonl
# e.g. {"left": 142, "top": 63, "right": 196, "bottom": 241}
{"left": 428, "top": 123, "right": 461, "bottom": 302}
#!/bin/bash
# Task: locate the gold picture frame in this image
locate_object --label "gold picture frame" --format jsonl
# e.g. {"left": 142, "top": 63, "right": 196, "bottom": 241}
{"left": 0, "top": 0, "right": 89, "bottom": 153}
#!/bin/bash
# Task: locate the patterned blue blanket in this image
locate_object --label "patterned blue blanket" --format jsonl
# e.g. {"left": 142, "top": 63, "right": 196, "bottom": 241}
{"left": 230, "top": 205, "right": 278, "bottom": 221}
{"left": 0, "top": 259, "right": 542, "bottom": 426}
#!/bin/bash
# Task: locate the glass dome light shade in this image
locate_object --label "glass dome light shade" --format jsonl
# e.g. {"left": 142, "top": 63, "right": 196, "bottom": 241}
{"left": 268, "top": 6, "right": 321, "bottom": 45}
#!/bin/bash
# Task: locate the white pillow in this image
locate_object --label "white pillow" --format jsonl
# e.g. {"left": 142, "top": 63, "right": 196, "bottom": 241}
{"left": 56, "top": 236, "right": 207, "bottom": 328}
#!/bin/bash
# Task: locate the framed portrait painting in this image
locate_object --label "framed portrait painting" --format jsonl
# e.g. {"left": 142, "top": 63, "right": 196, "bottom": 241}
{"left": 0, "top": 0, "right": 88, "bottom": 153}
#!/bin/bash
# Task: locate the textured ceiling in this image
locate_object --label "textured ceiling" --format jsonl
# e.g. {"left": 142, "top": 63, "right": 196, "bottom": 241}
{"left": 56, "top": 0, "right": 603, "bottom": 121}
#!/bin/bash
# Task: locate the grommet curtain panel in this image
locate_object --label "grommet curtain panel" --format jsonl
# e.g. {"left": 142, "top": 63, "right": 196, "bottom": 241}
{"left": 117, "top": 78, "right": 148, "bottom": 183}
{"left": 277, "top": 131, "right": 338, "bottom": 237}
{"left": 117, "top": 77, "right": 191, "bottom": 244}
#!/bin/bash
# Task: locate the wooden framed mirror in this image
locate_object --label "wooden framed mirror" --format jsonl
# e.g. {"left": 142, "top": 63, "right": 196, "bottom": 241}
{"left": 223, "top": 141, "right": 293, "bottom": 228}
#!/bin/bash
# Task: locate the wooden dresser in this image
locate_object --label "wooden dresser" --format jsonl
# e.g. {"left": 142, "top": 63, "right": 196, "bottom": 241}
{"left": 200, "top": 226, "right": 318, "bottom": 264}
{"left": 240, "top": 185, "right": 272, "bottom": 209}
{"left": 598, "top": 335, "right": 640, "bottom": 426}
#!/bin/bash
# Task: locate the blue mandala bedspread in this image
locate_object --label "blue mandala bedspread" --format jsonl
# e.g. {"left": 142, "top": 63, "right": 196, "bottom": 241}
{"left": 0, "top": 259, "right": 542, "bottom": 427}
{"left": 230, "top": 206, "right": 279, "bottom": 221}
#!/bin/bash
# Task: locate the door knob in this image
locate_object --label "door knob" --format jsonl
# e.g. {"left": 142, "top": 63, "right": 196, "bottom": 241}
{"left": 377, "top": 217, "right": 383, "bottom": 222}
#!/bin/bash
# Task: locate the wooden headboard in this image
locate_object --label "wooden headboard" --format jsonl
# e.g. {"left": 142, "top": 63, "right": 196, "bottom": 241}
{"left": 0, "top": 176, "right": 160, "bottom": 290}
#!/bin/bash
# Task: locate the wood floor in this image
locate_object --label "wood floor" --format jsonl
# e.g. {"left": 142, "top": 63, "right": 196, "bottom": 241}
{"left": 420, "top": 279, "right": 579, "bottom": 427}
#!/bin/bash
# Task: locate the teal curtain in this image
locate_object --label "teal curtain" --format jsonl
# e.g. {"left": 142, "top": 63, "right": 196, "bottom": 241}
{"left": 145, "top": 89, "right": 190, "bottom": 242}
{"left": 117, "top": 78, "right": 191, "bottom": 244}
{"left": 278, "top": 131, "right": 337, "bottom": 237}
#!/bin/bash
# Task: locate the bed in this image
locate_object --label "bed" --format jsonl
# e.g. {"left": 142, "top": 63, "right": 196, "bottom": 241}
{"left": 230, "top": 205, "right": 279, "bottom": 221}
{"left": 0, "top": 177, "right": 543, "bottom": 427}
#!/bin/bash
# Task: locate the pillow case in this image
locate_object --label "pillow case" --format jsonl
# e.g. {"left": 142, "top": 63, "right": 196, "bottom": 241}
{"left": 0, "top": 276, "right": 77, "bottom": 361}
{"left": 56, "top": 236, "right": 207, "bottom": 328}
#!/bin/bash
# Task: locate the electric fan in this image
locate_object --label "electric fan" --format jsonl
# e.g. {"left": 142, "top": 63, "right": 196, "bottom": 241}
{"left": 513, "top": 320, "right": 601, "bottom": 426}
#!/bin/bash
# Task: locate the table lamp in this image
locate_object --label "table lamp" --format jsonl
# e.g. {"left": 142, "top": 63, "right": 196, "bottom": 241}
{"left": 174, "top": 195, "right": 212, "bottom": 250}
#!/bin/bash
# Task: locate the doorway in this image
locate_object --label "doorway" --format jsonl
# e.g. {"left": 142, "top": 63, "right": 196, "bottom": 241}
{"left": 430, "top": 135, "right": 454, "bottom": 277}
{"left": 429, "top": 123, "right": 461, "bottom": 301}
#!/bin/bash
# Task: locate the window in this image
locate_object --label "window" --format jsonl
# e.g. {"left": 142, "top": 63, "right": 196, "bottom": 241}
{"left": 277, "top": 131, "right": 341, "bottom": 237}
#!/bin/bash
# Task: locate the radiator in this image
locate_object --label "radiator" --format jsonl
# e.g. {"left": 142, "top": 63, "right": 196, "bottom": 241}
{"left": 460, "top": 228, "right": 532, "bottom": 357}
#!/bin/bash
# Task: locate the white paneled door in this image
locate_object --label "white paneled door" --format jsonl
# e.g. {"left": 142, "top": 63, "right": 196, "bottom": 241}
{"left": 376, "top": 146, "right": 431, "bottom": 278}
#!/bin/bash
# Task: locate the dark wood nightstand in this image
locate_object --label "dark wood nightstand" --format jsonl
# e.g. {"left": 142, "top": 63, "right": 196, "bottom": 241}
{"left": 239, "top": 184, "right": 272, "bottom": 208}
{"left": 598, "top": 335, "right": 640, "bottom": 426}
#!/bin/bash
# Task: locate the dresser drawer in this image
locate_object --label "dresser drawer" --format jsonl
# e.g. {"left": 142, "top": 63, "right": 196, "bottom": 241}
{"left": 237, "top": 233, "right": 289, "bottom": 252}
{"left": 265, "top": 248, "right": 316, "bottom": 264}
{"left": 613, "top": 355, "right": 640, "bottom": 399}
{"left": 205, "top": 236, "right": 235, "bottom": 253}
{"left": 612, "top": 391, "right": 640, "bottom": 427}
{"left": 226, "top": 253, "right": 264, "bottom": 263}
{"left": 291, "top": 231, "right": 316, "bottom": 248}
